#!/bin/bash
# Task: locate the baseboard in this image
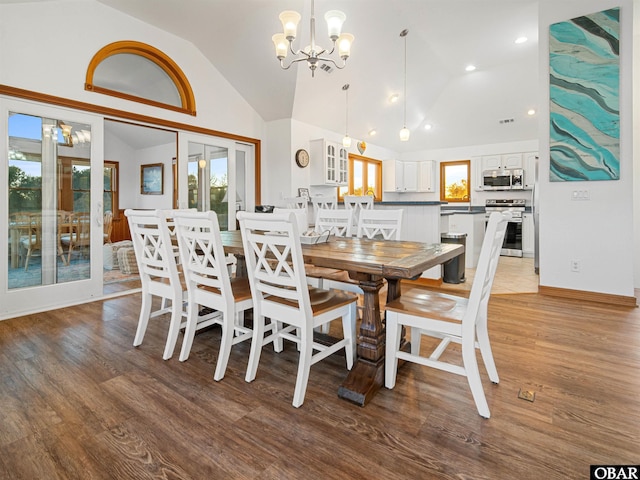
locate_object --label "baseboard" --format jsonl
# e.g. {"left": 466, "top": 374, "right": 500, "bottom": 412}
{"left": 538, "top": 285, "right": 638, "bottom": 307}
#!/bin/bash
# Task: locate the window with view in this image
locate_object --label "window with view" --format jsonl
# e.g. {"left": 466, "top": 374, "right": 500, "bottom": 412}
{"left": 338, "top": 154, "right": 382, "bottom": 201}
{"left": 440, "top": 160, "right": 471, "bottom": 203}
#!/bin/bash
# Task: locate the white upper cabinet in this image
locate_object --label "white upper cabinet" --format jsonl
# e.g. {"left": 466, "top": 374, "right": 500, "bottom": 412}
{"left": 418, "top": 160, "right": 436, "bottom": 192}
{"left": 309, "top": 139, "right": 348, "bottom": 186}
{"left": 481, "top": 153, "right": 523, "bottom": 171}
{"left": 384, "top": 160, "right": 435, "bottom": 192}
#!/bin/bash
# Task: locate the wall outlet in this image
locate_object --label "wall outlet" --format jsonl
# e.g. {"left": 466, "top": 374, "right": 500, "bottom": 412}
{"left": 571, "top": 190, "right": 590, "bottom": 201}
{"left": 571, "top": 259, "right": 580, "bottom": 272}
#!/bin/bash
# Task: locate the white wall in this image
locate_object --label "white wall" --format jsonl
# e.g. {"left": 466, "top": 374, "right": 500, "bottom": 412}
{"left": 538, "top": 0, "right": 635, "bottom": 297}
{"left": 0, "top": 0, "right": 264, "bottom": 150}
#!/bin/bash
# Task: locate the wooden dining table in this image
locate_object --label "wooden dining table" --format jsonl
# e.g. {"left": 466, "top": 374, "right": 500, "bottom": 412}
{"left": 219, "top": 230, "right": 464, "bottom": 406}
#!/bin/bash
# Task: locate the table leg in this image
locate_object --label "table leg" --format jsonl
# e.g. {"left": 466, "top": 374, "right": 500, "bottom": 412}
{"left": 338, "top": 275, "right": 385, "bottom": 406}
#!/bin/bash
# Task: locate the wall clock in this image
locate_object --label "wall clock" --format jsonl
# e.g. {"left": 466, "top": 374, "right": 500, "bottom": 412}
{"left": 295, "top": 149, "right": 310, "bottom": 168}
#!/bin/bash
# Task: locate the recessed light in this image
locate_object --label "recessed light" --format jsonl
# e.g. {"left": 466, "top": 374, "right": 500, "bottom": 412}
{"left": 424, "top": 124, "right": 432, "bottom": 130}
{"left": 515, "top": 36, "right": 528, "bottom": 44}
{"left": 527, "top": 109, "right": 536, "bottom": 116}
{"left": 368, "top": 129, "right": 377, "bottom": 136}
{"left": 465, "top": 64, "right": 476, "bottom": 72}
{"left": 389, "top": 94, "right": 399, "bottom": 103}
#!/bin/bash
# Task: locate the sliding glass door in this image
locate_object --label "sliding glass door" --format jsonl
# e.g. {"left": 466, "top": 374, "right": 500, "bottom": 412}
{"left": 1, "top": 99, "right": 104, "bottom": 319}
{"left": 179, "top": 132, "right": 254, "bottom": 230}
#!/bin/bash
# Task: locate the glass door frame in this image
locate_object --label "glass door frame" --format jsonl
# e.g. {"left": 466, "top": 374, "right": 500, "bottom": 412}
{"left": 0, "top": 98, "right": 104, "bottom": 320}
{"left": 178, "top": 132, "right": 255, "bottom": 230}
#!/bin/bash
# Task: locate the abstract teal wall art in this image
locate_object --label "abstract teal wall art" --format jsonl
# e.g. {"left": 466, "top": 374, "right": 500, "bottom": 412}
{"left": 549, "top": 7, "right": 620, "bottom": 182}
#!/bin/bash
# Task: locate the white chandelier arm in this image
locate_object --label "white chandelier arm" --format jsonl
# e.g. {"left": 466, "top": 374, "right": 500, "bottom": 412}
{"left": 278, "top": 55, "right": 314, "bottom": 70}
{"left": 315, "top": 55, "right": 347, "bottom": 69}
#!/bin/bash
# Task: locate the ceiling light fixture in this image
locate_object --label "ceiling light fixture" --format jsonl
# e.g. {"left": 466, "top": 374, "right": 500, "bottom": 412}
{"left": 399, "top": 29, "right": 410, "bottom": 142}
{"left": 342, "top": 83, "right": 351, "bottom": 148}
{"left": 465, "top": 64, "right": 476, "bottom": 72}
{"left": 272, "top": 0, "right": 354, "bottom": 77}
{"left": 424, "top": 124, "right": 433, "bottom": 130}
{"left": 368, "top": 129, "right": 377, "bottom": 136}
{"left": 515, "top": 36, "right": 528, "bottom": 44}
{"left": 389, "top": 94, "right": 399, "bottom": 104}
{"left": 527, "top": 109, "right": 536, "bottom": 116}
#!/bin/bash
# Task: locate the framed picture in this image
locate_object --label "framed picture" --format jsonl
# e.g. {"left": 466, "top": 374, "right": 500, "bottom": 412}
{"left": 298, "top": 187, "right": 310, "bottom": 199}
{"left": 141, "top": 163, "right": 164, "bottom": 195}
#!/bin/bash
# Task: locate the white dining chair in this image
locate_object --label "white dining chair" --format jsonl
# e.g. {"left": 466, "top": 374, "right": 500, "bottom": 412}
{"left": 173, "top": 210, "right": 253, "bottom": 379}
{"left": 314, "top": 207, "right": 353, "bottom": 237}
{"left": 125, "top": 209, "right": 219, "bottom": 360}
{"left": 237, "top": 211, "right": 357, "bottom": 408}
{"left": 281, "top": 196, "right": 308, "bottom": 210}
{"left": 384, "top": 211, "right": 511, "bottom": 418}
{"left": 311, "top": 196, "right": 337, "bottom": 226}
{"left": 343, "top": 195, "right": 374, "bottom": 234}
{"left": 357, "top": 208, "right": 404, "bottom": 240}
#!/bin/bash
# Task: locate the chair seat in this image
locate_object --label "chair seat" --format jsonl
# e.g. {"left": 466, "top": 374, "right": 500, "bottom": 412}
{"left": 198, "top": 276, "right": 253, "bottom": 303}
{"left": 385, "top": 288, "right": 468, "bottom": 323}
{"left": 267, "top": 287, "right": 357, "bottom": 315}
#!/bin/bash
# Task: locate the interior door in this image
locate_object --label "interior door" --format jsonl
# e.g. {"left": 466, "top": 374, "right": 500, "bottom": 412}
{"left": 178, "top": 132, "right": 254, "bottom": 230}
{"left": 1, "top": 99, "right": 104, "bottom": 319}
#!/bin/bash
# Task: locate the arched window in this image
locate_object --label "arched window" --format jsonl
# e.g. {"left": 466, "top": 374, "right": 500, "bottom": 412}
{"left": 85, "top": 41, "right": 196, "bottom": 116}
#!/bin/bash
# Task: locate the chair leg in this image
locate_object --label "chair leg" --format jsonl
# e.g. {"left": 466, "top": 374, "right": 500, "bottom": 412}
{"left": 214, "top": 311, "right": 235, "bottom": 381}
{"left": 178, "top": 297, "right": 200, "bottom": 362}
{"left": 292, "top": 327, "right": 313, "bottom": 408}
{"left": 341, "top": 304, "right": 356, "bottom": 369}
{"left": 245, "top": 315, "right": 266, "bottom": 382}
{"left": 384, "top": 311, "right": 402, "bottom": 389}
{"left": 410, "top": 326, "right": 422, "bottom": 355}
{"left": 133, "top": 292, "right": 153, "bottom": 347}
{"left": 462, "top": 336, "right": 491, "bottom": 418}
{"left": 162, "top": 297, "right": 183, "bottom": 360}
{"left": 476, "top": 319, "right": 499, "bottom": 384}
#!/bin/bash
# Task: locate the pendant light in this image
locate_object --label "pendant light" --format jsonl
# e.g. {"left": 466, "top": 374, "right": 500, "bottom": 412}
{"left": 399, "top": 29, "right": 410, "bottom": 142}
{"left": 342, "top": 83, "right": 351, "bottom": 148}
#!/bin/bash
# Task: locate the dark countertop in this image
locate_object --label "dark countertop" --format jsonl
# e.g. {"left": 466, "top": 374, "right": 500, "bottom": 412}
{"left": 441, "top": 207, "right": 486, "bottom": 215}
{"left": 374, "top": 201, "right": 446, "bottom": 206}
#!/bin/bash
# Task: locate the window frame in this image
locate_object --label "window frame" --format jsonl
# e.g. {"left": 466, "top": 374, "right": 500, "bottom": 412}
{"left": 439, "top": 159, "right": 471, "bottom": 203}
{"left": 338, "top": 153, "right": 382, "bottom": 201}
{"left": 85, "top": 41, "right": 196, "bottom": 116}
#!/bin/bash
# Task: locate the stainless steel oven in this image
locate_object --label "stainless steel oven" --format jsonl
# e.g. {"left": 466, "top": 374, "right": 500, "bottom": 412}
{"left": 485, "top": 199, "right": 525, "bottom": 257}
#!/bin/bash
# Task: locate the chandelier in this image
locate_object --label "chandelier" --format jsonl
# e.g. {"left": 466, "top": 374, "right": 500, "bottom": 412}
{"left": 272, "top": 0, "right": 354, "bottom": 77}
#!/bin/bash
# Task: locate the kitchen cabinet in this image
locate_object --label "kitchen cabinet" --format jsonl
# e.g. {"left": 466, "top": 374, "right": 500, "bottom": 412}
{"left": 383, "top": 160, "right": 435, "bottom": 192}
{"left": 523, "top": 151, "right": 538, "bottom": 189}
{"left": 309, "top": 139, "right": 348, "bottom": 186}
{"left": 444, "top": 213, "right": 485, "bottom": 269}
{"left": 481, "top": 153, "right": 523, "bottom": 171}
{"left": 522, "top": 212, "right": 534, "bottom": 257}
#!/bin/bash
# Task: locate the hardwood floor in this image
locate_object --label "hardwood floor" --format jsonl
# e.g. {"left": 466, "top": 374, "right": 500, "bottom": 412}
{"left": 1, "top": 288, "right": 638, "bottom": 479}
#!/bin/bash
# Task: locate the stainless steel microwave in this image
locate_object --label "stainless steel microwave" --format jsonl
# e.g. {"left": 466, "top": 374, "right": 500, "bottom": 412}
{"left": 482, "top": 168, "right": 524, "bottom": 190}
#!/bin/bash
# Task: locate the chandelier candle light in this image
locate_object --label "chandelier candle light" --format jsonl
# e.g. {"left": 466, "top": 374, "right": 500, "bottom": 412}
{"left": 342, "top": 83, "right": 351, "bottom": 148}
{"left": 399, "top": 29, "right": 410, "bottom": 142}
{"left": 272, "top": 0, "right": 354, "bottom": 77}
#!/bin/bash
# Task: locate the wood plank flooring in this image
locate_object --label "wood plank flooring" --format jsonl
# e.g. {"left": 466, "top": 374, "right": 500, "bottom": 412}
{"left": 1, "top": 288, "right": 639, "bottom": 479}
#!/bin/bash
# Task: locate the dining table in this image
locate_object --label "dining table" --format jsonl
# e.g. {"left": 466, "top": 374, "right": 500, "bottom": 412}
{"left": 219, "top": 230, "right": 464, "bottom": 406}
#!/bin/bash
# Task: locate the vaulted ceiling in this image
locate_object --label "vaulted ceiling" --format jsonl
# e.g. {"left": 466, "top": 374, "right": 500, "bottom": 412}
{"left": 27, "top": 0, "right": 549, "bottom": 153}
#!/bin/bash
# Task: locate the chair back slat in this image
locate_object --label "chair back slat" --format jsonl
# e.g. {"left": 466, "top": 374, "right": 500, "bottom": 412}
{"left": 464, "top": 211, "right": 511, "bottom": 329}
{"left": 315, "top": 207, "right": 353, "bottom": 237}
{"left": 343, "top": 195, "right": 374, "bottom": 232}
{"left": 173, "top": 211, "right": 232, "bottom": 307}
{"left": 238, "top": 212, "right": 311, "bottom": 317}
{"left": 357, "top": 209, "right": 404, "bottom": 240}
{"left": 125, "top": 209, "right": 179, "bottom": 284}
